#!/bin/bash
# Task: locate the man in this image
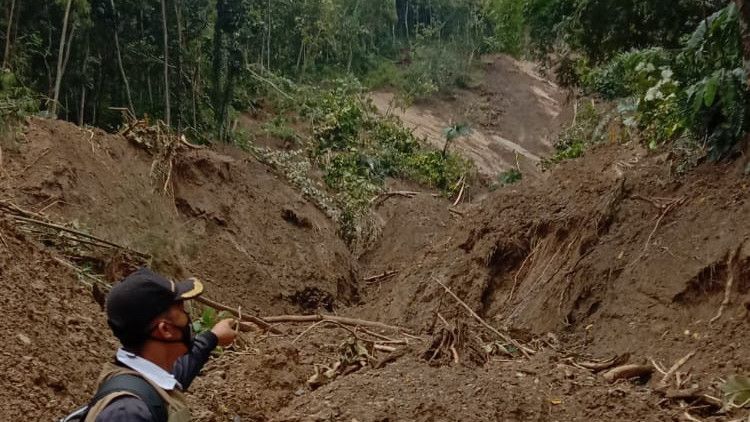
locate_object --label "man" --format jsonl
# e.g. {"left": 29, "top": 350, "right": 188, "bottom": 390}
{"left": 85, "top": 268, "right": 238, "bottom": 421}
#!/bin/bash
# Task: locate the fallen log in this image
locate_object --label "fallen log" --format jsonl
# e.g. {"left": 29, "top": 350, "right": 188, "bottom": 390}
{"left": 261, "top": 314, "right": 412, "bottom": 333}
{"left": 195, "top": 295, "right": 282, "bottom": 334}
{"left": 602, "top": 363, "right": 654, "bottom": 383}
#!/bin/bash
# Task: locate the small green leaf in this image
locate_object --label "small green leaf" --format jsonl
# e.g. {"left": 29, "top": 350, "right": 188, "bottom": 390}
{"left": 704, "top": 76, "right": 719, "bottom": 107}
{"left": 722, "top": 375, "right": 750, "bottom": 409}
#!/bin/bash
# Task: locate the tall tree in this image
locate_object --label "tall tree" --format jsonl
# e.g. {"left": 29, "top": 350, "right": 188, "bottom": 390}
{"left": 160, "top": 0, "right": 171, "bottom": 125}
{"left": 2, "top": 0, "right": 17, "bottom": 69}
{"left": 50, "top": 0, "right": 73, "bottom": 115}
{"left": 109, "top": 0, "right": 135, "bottom": 114}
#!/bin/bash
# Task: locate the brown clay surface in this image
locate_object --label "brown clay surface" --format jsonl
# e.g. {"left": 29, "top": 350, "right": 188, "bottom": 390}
{"left": 371, "top": 54, "right": 569, "bottom": 179}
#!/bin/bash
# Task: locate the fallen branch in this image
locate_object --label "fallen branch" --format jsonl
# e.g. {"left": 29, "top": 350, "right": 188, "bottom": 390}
{"left": 508, "top": 243, "right": 541, "bottom": 304}
{"left": 52, "top": 257, "right": 112, "bottom": 290}
{"left": 195, "top": 295, "right": 282, "bottom": 334}
{"left": 448, "top": 207, "right": 465, "bottom": 217}
{"left": 602, "top": 363, "right": 653, "bottom": 383}
{"left": 577, "top": 353, "right": 630, "bottom": 372}
{"left": 261, "top": 314, "right": 411, "bottom": 334}
{"left": 375, "top": 344, "right": 397, "bottom": 353}
{"left": 364, "top": 270, "right": 398, "bottom": 283}
{"left": 711, "top": 246, "right": 740, "bottom": 324}
{"left": 8, "top": 214, "right": 149, "bottom": 258}
{"left": 628, "top": 198, "right": 684, "bottom": 267}
{"left": 247, "top": 66, "right": 294, "bottom": 101}
{"left": 452, "top": 178, "right": 466, "bottom": 207}
{"left": 683, "top": 412, "right": 703, "bottom": 422}
{"left": 430, "top": 276, "right": 533, "bottom": 358}
{"left": 370, "top": 191, "right": 418, "bottom": 206}
{"left": 657, "top": 351, "right": 696, "bottom": 390}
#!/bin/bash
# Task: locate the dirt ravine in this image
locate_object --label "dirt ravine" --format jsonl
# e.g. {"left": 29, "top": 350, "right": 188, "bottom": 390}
{"left": 1, "top": 55, "right": 749, "bottom": 422}
{"left": 371, "top": 55, "right": 568, "bottom": 179}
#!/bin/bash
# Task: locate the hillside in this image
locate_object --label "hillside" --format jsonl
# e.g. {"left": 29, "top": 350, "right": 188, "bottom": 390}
{"left": 1, "top": 55, "right": 750, "bottom": 422}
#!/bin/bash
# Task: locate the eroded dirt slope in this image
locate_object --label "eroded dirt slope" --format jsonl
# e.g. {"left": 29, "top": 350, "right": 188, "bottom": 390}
{"left": 2, "top": 118, "right": 357, "bottom": 316}
{"left": 372, "top": 55, "right": 568, "bottom": 179}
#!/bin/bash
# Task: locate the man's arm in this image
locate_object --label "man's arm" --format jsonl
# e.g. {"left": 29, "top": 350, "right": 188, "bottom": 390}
{"left": 95, "top": 396, "right": 153, "bottom": 422}
{"left": 172, "top": 331, "right": 218, "bottom": 390}
{"left": 172, "top": 318, "right": 237, "bottom": 390}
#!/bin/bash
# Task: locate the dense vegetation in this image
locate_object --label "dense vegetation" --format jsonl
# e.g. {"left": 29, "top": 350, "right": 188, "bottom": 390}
{"left": 3, "top": 0, "right": 750, "bottom": 236}
{"left": 0, "top": 0, "right": 514, "bottom": 137}
{"left": 520, "top": 0, "right": 750, "bottom": 164}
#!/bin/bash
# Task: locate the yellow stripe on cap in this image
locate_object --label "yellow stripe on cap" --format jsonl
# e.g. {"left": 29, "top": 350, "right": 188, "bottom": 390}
{"left": 179, "top": 277, "right": 204, "bottom": 299}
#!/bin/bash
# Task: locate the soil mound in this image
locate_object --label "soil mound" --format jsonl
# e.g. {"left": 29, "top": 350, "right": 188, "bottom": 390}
{"left": 2, "top": 118, "right": 356, "bottom": 315}
{"left": 0, "top": 220, "right": 114, "bottom": 420}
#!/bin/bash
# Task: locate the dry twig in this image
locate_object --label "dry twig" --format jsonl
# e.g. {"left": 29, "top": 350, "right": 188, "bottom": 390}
{"left": 364, "top": 270, "right": 398, "bottom": 283}
{"left": 430, "top": 276, "right": 533, "bottom": 357}
{"left": 711, "top": 246, "right": 741, "bottom": 324}
{"left": 602, "top": 363, "right": 654, "bottom": 383}
{"left": 262, "top": 314, "right": 411, "bottom": 333}
{"left": 195, "top": 295, "right": 281, "bottom": 334}
{"left": 658, "top": 351, "right": 696, "bottom": 390}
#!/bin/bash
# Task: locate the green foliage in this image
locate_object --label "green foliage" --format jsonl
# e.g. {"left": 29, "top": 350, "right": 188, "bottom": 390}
{"left": 582, "top": 48, "right": 672, "bottom": 99}
{"left": 191, "top": 307, "right": 230, "bottom": 335}
{"left": 722, "top": 375, "right": 750, "bottom": 410}
{"left": 496, "top": 168, "right": 523, "bottom": 186}
{"left": 261, "top": 116, "right": 299, "bottom": 144}
{"left": 483, "top": 0, "right": 526, "bottom": 56}
{"left": 573, "top": 3, "right": 748, "bottom": 160}
{"left": 399, "top": 26, "right": 474, "bottom": 103}
{"left": 0, "top": 70, "right": 38, "bottom": 132}
{"left": 542, "top": 101, "right": 600, "bottom": 167}
{"left": 524, "top": 0, "right": 574, "bottom": 57}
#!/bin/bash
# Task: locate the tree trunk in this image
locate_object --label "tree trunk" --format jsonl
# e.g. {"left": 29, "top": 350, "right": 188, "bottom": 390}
{"left": 736, "top": 0, "right": 750, "bottom": 86}
{"left": 160, "top": 0, "right": 171, "bottom": 126}
{"left": 3, "top": 0, "right": 16, "bottom": 69}
{"left": 109, "top": 0, "right": 135, "bottom": 114}
{"left": 266, "top": 0, "right": 271, "bottom": 70}
{"left": 50, "top": 0, "right": 73, "bottom": 116}
{"left": 173, "top": 0, "right": 184, "bottom": 133}
{"left": 78, "top": 42, "right": 89, "bottom": 126}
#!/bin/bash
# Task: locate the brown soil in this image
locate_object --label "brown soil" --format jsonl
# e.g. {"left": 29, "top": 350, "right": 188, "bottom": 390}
{"left": 1, "top": 58, "right": 749, "bottom": 422}
{"left": 371, "top": 54, "right": 569, "bottom": 179}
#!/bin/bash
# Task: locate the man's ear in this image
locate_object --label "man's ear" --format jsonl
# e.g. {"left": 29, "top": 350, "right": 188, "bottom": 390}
{"left": 153, "top": 320, "right": 177, "bottom": 340}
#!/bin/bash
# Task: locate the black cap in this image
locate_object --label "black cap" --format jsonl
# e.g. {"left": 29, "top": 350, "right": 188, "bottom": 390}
{"left": 106, "top": 268, "right": 204, "bottom": 348}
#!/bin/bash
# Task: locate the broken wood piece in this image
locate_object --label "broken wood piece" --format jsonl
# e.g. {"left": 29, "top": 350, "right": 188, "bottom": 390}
{"left": 683, "top": 411, "right": 703, "bottom": 422}
{"left": 9, "top": 214, "right": 149, "bottom": 258}
{"left": 195, "top": 296, "right": 282, "bottom": 334}
{"left": 375, "top": 347, "right": 409, "bottom": 369}
{"left": 602, "top": 363, "right": 653, "bottom": 383}
{"left": 364, "top": 270, "right": 398, "bottom": 283}
{"left": 664, "top": 387, "right": 701, "bottom": 400}
{"left": 374, "top": 344, "right": 396, "bottom": 353}
{"left": 370, "top": 191, "right": 418, "bottom": 206}
{"left": 711, "top": 245, "right": 741, "bottom": 323}
{"left": 577, "top": 353, "right": 630, "bottom": 372}
{"left": 658, "top": 351, "right": 696, "bottom": 390}
{"left": 448, "top": 207, "right": 465, "bottom": 216}
{"left": 452, "top": 178, "right": 466, "bottom": 207}
{"left": 430, "top": 276, "right": 533, "bottom": 358}
{"left": 261, "top": 314, "right": 412, "bottom": 334}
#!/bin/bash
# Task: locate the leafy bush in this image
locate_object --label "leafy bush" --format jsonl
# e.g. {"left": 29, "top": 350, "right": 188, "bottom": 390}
{"left": 483, "top": 0, "right": 526, "bottom": 56}
{"left": 582, "top": 48, "right": 672, "bottom": 99}
{"left": 543, "top": 101, "right": 601, "bottom": 167}
{"left": 577, "top": 4, "right": 748, "bottom": 160}
{"left": 497, "top": 168, "right": 523, "bottom": 185}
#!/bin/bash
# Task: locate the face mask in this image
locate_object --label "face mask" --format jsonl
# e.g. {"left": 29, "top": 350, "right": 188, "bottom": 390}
{"left": 180, "top": 320, "right": 194, "bottom": 349}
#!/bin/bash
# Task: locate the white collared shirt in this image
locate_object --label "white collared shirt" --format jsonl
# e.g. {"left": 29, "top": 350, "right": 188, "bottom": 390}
{"left": 116, "top": 348, "right": 183, "bottom": 391}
